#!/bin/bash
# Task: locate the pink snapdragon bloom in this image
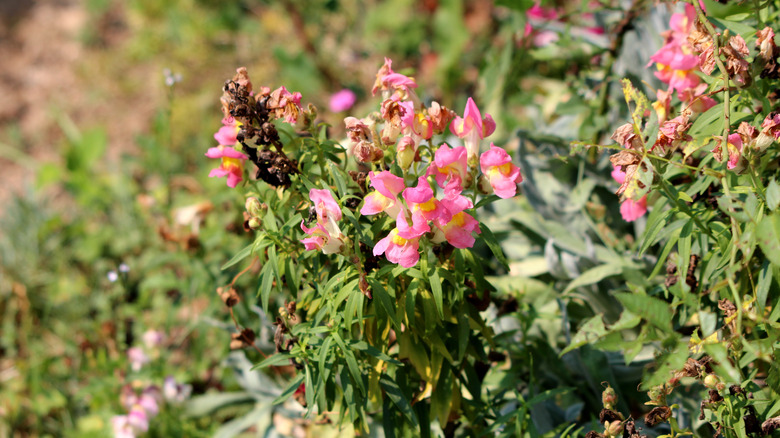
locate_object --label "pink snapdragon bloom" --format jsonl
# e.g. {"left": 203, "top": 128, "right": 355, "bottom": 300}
{"left": 136, "top": 390, "right": 161, "bottom": 418}
{"left": 142, "top": 330, "right": 165, "bottom": 350}
{"left": 301, "top": 189, "right": 345, "bottom": 254}
{"left": 726, "top": 133, "right": 744, "bottom": 170}
{"left": 611, "top": 165, "right": 648, "bottom": 222}
{"left": 451, "top": 98, "right": 496, "bottom": 158}
{"left": 479, "top": 144, "right": 523, "bottom": 199}
{"left": 403, "top": 110, "right": 433, "bottom": 141}
{"left": 112, "top": 409, "right": 149, "bottom": 438}
{"left": 762, "top": 112, "right": 780, "bottom": 139}
{"left": 524, "top": 3, "right": 560, "bottom": 47}
{"left": 426, "top": 144, "right": 469, "bottom": 197}
{"left": 205, "top": 146, "right": 248, "bottom": 188}
{"left": 650, "top": 45, "right": 700, "bottom": 94}
{"left": 310, "top": 188, "right": 342, "bottom": 222}
{"left": 371, "top": 58, "right": 418, "bottom": 102}
{"left": 301, "top": 222, "right": 343, "bottom": 254}
{"left": 214, "top": 118, "right": 240, "bottom": 145}
{"left": 620, "top": 197, "right": 648, "bottom": 222}
{"left": 329, "top": 89, "right": 357, "bottom": 112}
{"left": 648, "top": 4, "right": 713, "bottom": 106}
{"left": 403, "top": 177, "right": 451, "bottom": 232}
{"left": 433, "top": 195, "right": 481, "bottom": 249}
{"left": 373, "top": 213, "right": 426, "bottom": 268}
{"left": 127, "top": 347, "right": 149, "bottom": 372}
{"left": 360, "top": 171, "right": 406, "bottom": 218}
{"left": 267, "top": 86, "right": 303, "bottom": 124}
{"left": 372, "top": 58, "right": 395, "bottom": 96}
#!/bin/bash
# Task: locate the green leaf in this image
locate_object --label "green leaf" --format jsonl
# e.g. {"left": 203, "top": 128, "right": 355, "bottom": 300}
{"left": 757, "top": 214, "right": 780, "bottom": 266}
{"left": 272, "top": 373, "right": 305, "bottom": 405}
{"left": 690, "top": 103, "right": 724, "bottom": 136}
{"left": 561, "top": 314, "right": 607, "bottom": 355}
{"left": 253, "top": 353, "right": 292, "bottom": 369}
{"left": 478, "top": 223, "right": 510, "bottom": 270}
{"left": 640, "top": 208, "right": 673, "bottom": 256}
{"left": 380, "top": 375, "right": 419, "bottom": 427}
{"left": 222, "top": 242, "right": 255, "bottom": 270}
{"left": 563, "top": 263, "right": 623, "bottom": 294}
{"left": 348, "top": 340, "right": 401, "bottom": 364}
{"left": 615, "top": 292, "right": 672, "bottom": 331}
{"left": 185, "top": 392, "right": 254, "bottom": 417}
{"left": 259, "top": 262, "right": 274, "bottom": 313}
{"left": 332, "top": 332, "right": 365, "bottom": 395}
{"left": 709, "top": 17, "right": 756, "bottom": 38}
{"left": 370, "top": 278, "right": 400, "bottom": 330}
{"left": 767, "top": 179, "right": 780, "bottom": 212}
{"left": 429, "top": 269, "right": 444, "bottom": 319}
{"left": 756, "top": 260, "right": 773, "bottom": 310}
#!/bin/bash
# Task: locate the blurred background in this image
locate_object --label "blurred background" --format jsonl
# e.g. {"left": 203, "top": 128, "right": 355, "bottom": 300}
{"left": 0, "top": 0, "right": 680, "bottom": 436}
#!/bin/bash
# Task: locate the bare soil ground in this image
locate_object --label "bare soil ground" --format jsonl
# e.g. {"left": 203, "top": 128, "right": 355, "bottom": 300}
{"left": 0, "top": 0, "right": 157, "bottom": 203}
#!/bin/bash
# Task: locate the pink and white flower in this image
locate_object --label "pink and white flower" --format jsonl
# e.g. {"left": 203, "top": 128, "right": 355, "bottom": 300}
{"left": 433, "top": 195, "right": 481, "bottom": 249}
{"left": 479, "top": 144, "right": 523, "bottom": 199}
{"left": 403, "top": 176, "right": 451, "bottom": 233}
{"left": 611, "top": 165, "right": 648, "bottom": 222}
{"left": 373, "top": 213, "right": 427, "bottom": 268}
{"left": 301, "top": 189, "right": 345, "bottom": 255}
{"left": 450, "top": 98, "right": 496, "bottom": 159}
{"left": 205, "top": 146, "right": 248, "bottom": 188}
{"left": 360, "top": 171, "right": 406, "bottom": 218}
{"left": 426, "top": 144, "right": 469, "bottom": 197}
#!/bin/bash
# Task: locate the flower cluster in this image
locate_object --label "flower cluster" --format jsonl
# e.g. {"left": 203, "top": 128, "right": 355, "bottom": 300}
{"left": 300, "top": 189, "right": 346, "bottom": 255}
{"left": 648, "top": 3, "right": 715, "bottom": 118}
{"left": 297, "top": 58, "right": 523, "bottom": 268}
{"left": 522, "top": 2, "right": 605, "bottom": 48}
{"left": 610, "top": 8, "right": 780, "bottom": 223}
{"left": 112, "top": 329, "right": 191, "bottom": 438}
{"left": 206, "top": 68, "right": 307, "bottom": 188}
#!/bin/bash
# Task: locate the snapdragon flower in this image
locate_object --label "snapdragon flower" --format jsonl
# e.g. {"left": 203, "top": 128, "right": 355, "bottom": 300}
{"left": 205, "top": 146, "right": 248, "bottom": 188}
{"left": 301, "top": 189, "right": 345, "bottom": 255}
{"left": 402, "top": 176, "right": 451, "bottom": 233}
{"left": 112, "top": 409, "right": 148, "bottom": 438}
{"left": 373, "top": 213, "right": 426, "bottom": 268}
{"left": 360, "top": 171, "right": 406, "bottom": 219}
{"left": 479, "top": 144, "right": 523, "bottom": 199}
{"left": 433, "top": 195, "right": 481, "bottom": 249}
{"left": 426, "top": 144, "right": 469, "bottom": 197}
{"left": 267, "top": 86, "right": 303, "bottom": 124}
{"left": 611, "top": 165, "right": 647, "bottom": 222}
{"left": 450, "top": 98, "right": 496, "bottom": 159}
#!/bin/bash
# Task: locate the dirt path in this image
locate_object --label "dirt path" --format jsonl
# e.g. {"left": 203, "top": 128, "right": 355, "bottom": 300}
{"left": 0, "top": 0, "right": 157, "bottom": 204}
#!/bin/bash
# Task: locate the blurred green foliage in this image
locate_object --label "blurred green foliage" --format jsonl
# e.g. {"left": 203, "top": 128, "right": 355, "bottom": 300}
{"left": 4, "top": 0, "right": 780, "bottom": 436}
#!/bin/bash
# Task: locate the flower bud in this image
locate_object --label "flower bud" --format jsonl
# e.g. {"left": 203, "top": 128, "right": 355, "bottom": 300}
{"left": 246, "top": 197, "right": 263, "bottom": 217}
{"left": 703, "top": 374, "right": 720, "bottom": 389}
{"left": 604, "top": 420, "right": 623, "bottom": 438}
{"left": 247, "top": 217, "right": 262, "bottom": 230}
{"left": 755, "top": 132, "right": 774, "bottom": 152}
{"left": 396, "top": 136, "right": 416, "bottom": 170}
{"left": 602, "top": 385, "right": 618, "bottom": 410}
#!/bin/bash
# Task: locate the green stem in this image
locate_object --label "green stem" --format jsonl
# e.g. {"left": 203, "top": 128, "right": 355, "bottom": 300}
{"left": 658, "top": 178, "right": 715, "bottom": 239}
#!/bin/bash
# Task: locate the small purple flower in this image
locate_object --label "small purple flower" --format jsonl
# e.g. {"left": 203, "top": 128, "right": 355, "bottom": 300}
{"left": 107, "top": 271, "right": 118, "bottom": 283}
{"left": 163, "top": 376, "right": 193, "bottom": 403}
{"left": 329, "top": 89, "right": 357, "bottom": 112}
{"left": 119, "top": 263, "right": 130, "bottom": 273}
